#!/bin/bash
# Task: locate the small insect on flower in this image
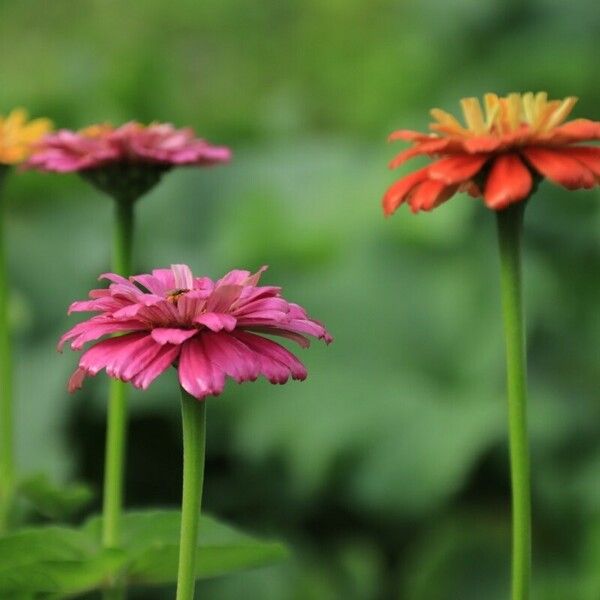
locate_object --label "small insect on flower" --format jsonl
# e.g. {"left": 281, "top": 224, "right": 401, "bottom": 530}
{"left": 0, "top": 108, "right": 52, "bottom": 165}
{"left": 383, "top": 92, "right": 600, "bottom": 214}
{"left": 26, "top": 122, "right": 231, "bottom": 199}
{"left": 59, "top": 265, "right": 332, "bottom": 400}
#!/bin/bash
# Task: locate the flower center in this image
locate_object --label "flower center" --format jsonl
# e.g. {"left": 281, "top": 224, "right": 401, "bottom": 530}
{"left": 429, "top": 92, "right": 577, "bottom": 138}
{"left": 167, "top": 288, "right": 189, "bottom": 304}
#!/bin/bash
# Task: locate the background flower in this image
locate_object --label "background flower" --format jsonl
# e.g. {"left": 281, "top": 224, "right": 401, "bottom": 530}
{"left": 383, "top": 93, "right": 600, "bottom": 214}
{"left": 27, "top": 122, "right": 231, "bottom": 173}
{"left": 27, "top": 122, "right": 231, "bottom": 199}
{"left": 0, "top": 109, "right": 52, "bottom": 165}
{"left": 60, "top": 264, "right": 332, "bottom": 399}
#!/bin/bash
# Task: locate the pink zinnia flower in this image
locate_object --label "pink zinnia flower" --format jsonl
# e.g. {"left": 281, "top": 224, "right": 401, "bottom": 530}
{"left": 26, "top": 122, "right": 231, "bottom": 199}
{"left": 59, "top": 264, "right": 332, "bottom": 399}
{"left": 27, "top": 122, "right": 231, "bottom": 172}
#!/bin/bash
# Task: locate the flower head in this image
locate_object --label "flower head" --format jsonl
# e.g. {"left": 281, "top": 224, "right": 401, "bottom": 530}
{"left": 60, "top": 264, "right": 332, "bottom": 400}
{"left": 0, "top": 108, "right": 52, "bottom": 165}
{"left": 383, "top": 92, "right": 600, "bottom": 214}
{"left": 27, "top": 122, "right": 231, "bottom": 199}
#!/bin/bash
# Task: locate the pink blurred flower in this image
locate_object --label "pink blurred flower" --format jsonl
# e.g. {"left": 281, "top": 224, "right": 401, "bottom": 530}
{"left": 27, "top": 122, "right": 231, "bottom": 172}
{"left": 60, "top": 264, "right": 332, "bottom": 400}
{"left": 26, "top": 122, "right": 231, "bottom": 200}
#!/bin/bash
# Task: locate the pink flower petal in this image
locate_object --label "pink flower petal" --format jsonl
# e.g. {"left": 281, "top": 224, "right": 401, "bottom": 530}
{"left": 172, "top": 264, "right": 194, "bottom": 291}
{"left": 202, "top": 333, "right": 261, "bottom": 383}
{"left": 178, "top": 338, "right": 226, "bottom": 399}
{"left": 205, "top": 285, "right": 243, "bottom": 313}
{"left": 151, "top": 327, "right": 198, "bottom": 345}
{"left": 60, "top": 262, "right": 331, "bottom": 396}
{"left": 130, "top": 344, "right": 180, "bottom": 390}
{"left": 58, "top": 318, "right": 146, "bottom": 351}
{"left": 194, "top": 313, "right": 237, "bottom": 332}
{"left": 233, "top": 331, "right": 307, "bottom": 383}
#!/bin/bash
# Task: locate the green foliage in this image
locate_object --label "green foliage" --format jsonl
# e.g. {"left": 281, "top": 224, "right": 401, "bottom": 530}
{"left": 0, "top": 511, "right": 287, "bottom": 596}
{"left": 18, "top": 474, "right": 93, "bottom": 521}
{"left": 0, "top": 525, "right": 122, "bottom": 597}
{"left": 84, "top": 510, "right": 288, "bottom": 585}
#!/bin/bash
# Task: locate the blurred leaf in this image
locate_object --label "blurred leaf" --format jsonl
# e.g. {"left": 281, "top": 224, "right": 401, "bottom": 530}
{"left": 403, "top": 514, "right": 509, "bottom": 600}
{"left": 0, "top": 526, "right": 124, "bottom": 596}
{"left": 0, "top": 511, "right": 287, "bottom": 596}
{"left": 83, "top": 510, "right": 288, "bottom": 585}
{"left": 18, "top": 473, "right": 93, "bottom": 520}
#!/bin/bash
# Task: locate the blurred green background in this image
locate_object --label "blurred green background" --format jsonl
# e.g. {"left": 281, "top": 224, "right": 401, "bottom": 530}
{"left": 1, "top": 0, "right": 599, "bottom": 598}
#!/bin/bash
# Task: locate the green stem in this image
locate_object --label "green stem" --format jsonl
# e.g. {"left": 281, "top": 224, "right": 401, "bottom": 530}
{"left": 176, "top": 388, "right": 207, "bottom": 600}
{"left": 496, "top": 202, "right": 531, "bottom": 600}
{"left": 102, "top": 199, "right": 134, "bottom": 550}
{"left": 0, "top": 166, "right": 14, "bottom": 533}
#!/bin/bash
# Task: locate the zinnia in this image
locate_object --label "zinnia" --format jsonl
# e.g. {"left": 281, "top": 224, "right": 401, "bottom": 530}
{"left": 383, "top": 92, "right": 600, "bottom": 214}
{"left": 0, "top": 108, "right": 52, "bottom": 165}
{"left": 27, "top": 121, "right": 231, "bottom": 199}
{"left": 59, "top": 264, "right": 332, "bottom": 399}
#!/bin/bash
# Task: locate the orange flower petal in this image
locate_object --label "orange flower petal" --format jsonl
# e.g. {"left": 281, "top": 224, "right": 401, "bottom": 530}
{"left": 484, "top": 154, "right": 532, "bottom": 210}
{"left": 548, "top": 119, "right": 600, "bottom": 144}
{"left": 462, "top": 135, "right": 502, "bottom": 153}
{"left": 408, "top": 180, "right": 457, "bottom": 212}
{"left": 523, "top": 147, "right": 595, "bottom": 190}
{"left": 389, "top": 138, "right": 450, "bottom": 169}
{"left": 382, "top": 167, "right": 429, "bottom": 216}
{"left": 427, "top": 154, "right": 487, "bottom": 184}
{"left": 562, "top": 146, "right": 600, "bottom": 178}
{"left": 388, "top": 130, "right": 434, "bottom": 142}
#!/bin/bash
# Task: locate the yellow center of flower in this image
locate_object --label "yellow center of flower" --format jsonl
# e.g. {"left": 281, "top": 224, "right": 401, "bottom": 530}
{"left": 430, "top": 92, "right": 577, "bottom": 138}
{"left": 80, "top": 123, "right": 114, "bottom": 138}
{"left": 0, "top": 108, "right": 53, "bottom": 164}
{"left": 167, "top": 289, "right": 189, "bottom": 304}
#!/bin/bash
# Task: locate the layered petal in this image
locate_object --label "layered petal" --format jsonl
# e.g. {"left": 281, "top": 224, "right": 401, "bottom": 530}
{"left": 382, "top": 167, "right": 429, "bottom": 216}
{"left": 61, "top": 264, "right": 331, "bottom": 398}
{"left": 389, "top": 138, "right": 451, "bottom": 169}
{"left": 546, "top": 119, "right": 600, "bottom": 144}
{"left": 560, "top": 146, "right": 600, "bottom": 179}
{"left": 427, "top": 154, "right": 487, "bottom": 184}
{"left": 523, "top": 147, "right": 595, "bottom": 190}
{"left": 193, "top": 313, "right": 237, "bottom": 332}
{"left": 233, "top": 331, "right": 307, "bottom": 383}
{"left": 407, "top": 180, "right": 457, "bottom": 213}
{"left": 130, "top": 344, "right": 181, "bottom": 390}
{"left": 151, "top": 327, "right": 198, "bottom": 345}
{"left": 484, "top": 154, "right": 533, "bottom": 210}
{"left": 178, "top": 337, "right": 227, "bottom": 399}
{"left": 201, "top": 333, "right": 261, "bottom": 383}
{"left": 383, "top": 92, "right": 600, "bottom": 215}
{"left": 27, "top": 121, "right": 231, "bottom": 172}
{"left": 58, "top": 318, "right": 146, "bottom": 351}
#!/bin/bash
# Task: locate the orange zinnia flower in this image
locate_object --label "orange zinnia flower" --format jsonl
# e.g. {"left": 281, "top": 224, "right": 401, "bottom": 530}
{"left": 383, "top": 92, "right": 600, "bottom": 214}
{"left": 0, "top": 108, "right": 52, "bottom": 165}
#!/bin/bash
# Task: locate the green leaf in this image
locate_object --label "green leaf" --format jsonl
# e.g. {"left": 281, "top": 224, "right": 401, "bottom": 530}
{"left": 83, "top": 510, "right": 289, "bottom": 585}
{"left": 18, "top": 473, "right": 94, "bottom": 520}
{"left": 0, "top": 511, "right": 285, "bottom": 596}
{"left": 0, "top": 526, "right": 124, "bottom": 596}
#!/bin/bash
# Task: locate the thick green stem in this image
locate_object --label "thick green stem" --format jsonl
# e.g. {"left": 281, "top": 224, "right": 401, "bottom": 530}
{"left": 176, "top": 389, "right": 207, "bottom": 600}
{"left": 496, "top": 202, "right": 531, "bottom": 600}
{"left": 102, "top": 199, "right": 134, "bottom": 551}
{"left": 0, "top": 166, "right": 14, "bottom": 533}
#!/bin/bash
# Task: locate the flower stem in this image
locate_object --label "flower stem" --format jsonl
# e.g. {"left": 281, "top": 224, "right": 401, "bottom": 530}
{"left": 102, "top": 198, "right": 134, "bottom": 551}
{"left": 496, "top": 202, "right": 531, "bottom": 600}
{"left": 176, "top": 388, "right": 207, "bottom": 600}
{"left": 0, "top": 166, "right": 14, "bottom": 533}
